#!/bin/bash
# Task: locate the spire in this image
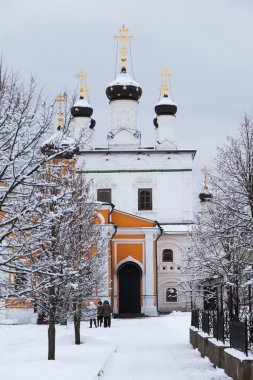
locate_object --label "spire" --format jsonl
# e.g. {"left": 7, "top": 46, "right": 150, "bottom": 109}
{"left": 154, "top": 69, "right": 177, "bottom": 117}
{"left": 114, "top": 25, "right": 133, "bottom": 71}
{"left": 106, "top": 26, "right": 141, "bottom": 149}
{"left": 199, "top": 165, "right": 213, "bottom": 202}
{"left": 106, "top": 26, "right": 142, "bottom": 102}
{"left": 41, "top": 92, "right": 77, "bottom": 158}
{"left": 154, "top": 69, "right": 177, "bottom": 149}
{"left": 76, "top": 71, "right": 90, "bottom": 100}
{"left": 201, "top": 165, "right": 209, "bottom": 190}
{"left": 71, "top": 72, "right": 94, "bottom": 119}
{"left": 160, "top": 69, "right": 171, "bottom": 97}
{"left": 55, "top": 93, "right": 66, "bottom": 130}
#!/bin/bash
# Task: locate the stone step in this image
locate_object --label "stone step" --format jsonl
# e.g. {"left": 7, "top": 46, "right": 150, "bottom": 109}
{"left": 114, "top": 313, "right": 145, "bottom": 319}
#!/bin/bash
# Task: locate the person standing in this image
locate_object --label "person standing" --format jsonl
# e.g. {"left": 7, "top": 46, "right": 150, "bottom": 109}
{"left": 87, "top": 301, "right": 97, "bottom": 328}
{"left": 97, "top": 300, "right": 103, "bottom": 327}
{"left": 103, "top": 300, "right": 112, "bottom": 328}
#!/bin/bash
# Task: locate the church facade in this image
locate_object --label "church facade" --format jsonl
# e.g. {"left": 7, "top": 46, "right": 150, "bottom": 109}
{"left": 71, "top": 26, "right": 196, "bottom": 315}
{"left": 0, "top": 26, "right": 196, "bottom": 323}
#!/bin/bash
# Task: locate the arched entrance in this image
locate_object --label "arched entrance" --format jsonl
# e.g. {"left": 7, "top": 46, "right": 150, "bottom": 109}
{"left": 118, "top": 262, "right": 141, "bottom": 314}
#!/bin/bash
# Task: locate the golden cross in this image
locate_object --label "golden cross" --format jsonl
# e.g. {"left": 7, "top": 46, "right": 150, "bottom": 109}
{"left": 114, "top": 25, "right": 133, "bottom": 69}
{"left": 55, "top": 93, "right": 66, "bottom": 129}
{"left": 201, "top": 165, "right": 209, "bottom": 189}
{"left": 76, "top": 71, "right": 90, "bottom": 98}
{"left": 160, "top": 69, "right": 171, "bottom": 97}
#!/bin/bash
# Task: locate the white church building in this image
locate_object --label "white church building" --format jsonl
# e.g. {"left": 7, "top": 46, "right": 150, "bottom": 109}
{"left": 0, "top": 26, "right": 197, "bottom": 324}
{"left": 70, "top": 26, "right": 196, "bottom": 314}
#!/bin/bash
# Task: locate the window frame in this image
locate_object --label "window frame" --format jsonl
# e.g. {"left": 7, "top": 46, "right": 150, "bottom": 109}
{"left": 97, "top": 188, "right": 112, "bottom": 203}
{"left": 162, "top": 249, "right": 173, "bottom": 263}
{"left": 165, "top": 287, "right": 178, "bottom": 303}
{"left": 138, "top": 188, "right": 152, "bottom": 211}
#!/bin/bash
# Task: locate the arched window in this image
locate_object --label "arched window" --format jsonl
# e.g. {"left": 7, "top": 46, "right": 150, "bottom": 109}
{"left": 166, "top": 288, "right": 177, "bottom": 303}
{"left": 162, "top": 249, "right": 173, "bottom": 262}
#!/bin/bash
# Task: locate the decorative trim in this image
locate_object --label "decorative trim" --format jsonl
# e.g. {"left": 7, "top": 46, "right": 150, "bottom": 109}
{"left": 78, "top": 149, "right": 196, "bottom": 159}
{"left": 115, "top": 255, "right": 144, "bottom": 272}
{"left": 78, "top": 169, "right": 192, "bottom": 174}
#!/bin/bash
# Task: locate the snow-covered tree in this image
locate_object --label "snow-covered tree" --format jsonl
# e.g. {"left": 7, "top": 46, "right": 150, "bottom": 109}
{"left": 185, "top": 116, "right": 253, "bottom": 311}
{"left": 0, "top": 60, "right": 76, "bottom": 305}
{"left": 19, "top": 162, "right": 108, "bottom": 359}
{"left": 67, "top": 175, "right": 108, "bottom": 345}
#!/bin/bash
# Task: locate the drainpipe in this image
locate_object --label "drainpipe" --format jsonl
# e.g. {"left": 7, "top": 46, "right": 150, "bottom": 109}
{"left": 154, "top": 221, "right": 163, "bottom": 314}
{"left": 108, "top": 203, "right": 117, "bottom": 317}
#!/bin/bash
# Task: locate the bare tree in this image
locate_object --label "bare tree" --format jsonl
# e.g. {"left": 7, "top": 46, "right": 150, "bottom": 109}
{"left": 185, "top": 115, "right": 253, "bottom": 311}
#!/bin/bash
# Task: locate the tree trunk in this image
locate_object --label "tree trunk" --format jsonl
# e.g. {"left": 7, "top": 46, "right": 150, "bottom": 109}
{"left": 74, "top": 313, "right": 81, "bottom": 345}
{"left": 48, "top": 317, "right": 56, "bottom": 360}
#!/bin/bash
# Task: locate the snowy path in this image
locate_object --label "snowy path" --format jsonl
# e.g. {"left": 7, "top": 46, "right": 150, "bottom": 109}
{"left": 86, "top": 313, "right": 231, "bottom": 380}
{"left": 0, "top": 313, "right": 232, "bottom": 380}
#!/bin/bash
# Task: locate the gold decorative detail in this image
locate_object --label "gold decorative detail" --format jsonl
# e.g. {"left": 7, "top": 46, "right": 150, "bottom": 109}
{"left": 76, "top": 71, "right": 90, "bottom": 98}
{"left": 160, "top": 69, "right": 171, "bottom": 97}
{"left": 55, "top": 93, "right": 66, "bottom": 130}
{"left": 201, "top": 165, "right": 209, "bottom": 189}
{"left": 114, "top": 25, "right": 133, "bottom": 69}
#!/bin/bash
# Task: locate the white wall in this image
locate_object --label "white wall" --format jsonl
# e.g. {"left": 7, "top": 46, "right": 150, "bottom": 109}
{"left": 77, "top": 150, "right": 194, "bottom": 224}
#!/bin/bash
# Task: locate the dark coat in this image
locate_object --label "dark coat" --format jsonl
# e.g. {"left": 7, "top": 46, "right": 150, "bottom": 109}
{"left": 97, "top": 305, "right": 103, "bottom": 317}
{"left": 102, "top": 301, "right": 112, "bottom": 317}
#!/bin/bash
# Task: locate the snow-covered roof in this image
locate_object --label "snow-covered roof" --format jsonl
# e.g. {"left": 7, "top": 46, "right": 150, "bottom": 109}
{"left": 108, "top": 72, "right": 141, "bottom": 88}
{"left": 156, "top": 96, "right": 176, "bottom": 107}
{"left": 43, "top": 129, "right": 75, "bottom": 148}
{"left": 73, "top": 98, "right": 92, "bottom": 108}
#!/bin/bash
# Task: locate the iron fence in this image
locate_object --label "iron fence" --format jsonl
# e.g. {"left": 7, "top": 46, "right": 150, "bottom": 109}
{"left": 191, "top": 309, "right": 253, "bottom": 356}
{"left": 213, "top": 311, "right": 225, "bottom": 343}
{"left": 202, "top": 310, "right": 213, "bottom": 335}
{"left": 230, "top": 317, "right": 248, "bottom": 356}
{"left": 191, "top": 309, "right": 201, "bottom": 329}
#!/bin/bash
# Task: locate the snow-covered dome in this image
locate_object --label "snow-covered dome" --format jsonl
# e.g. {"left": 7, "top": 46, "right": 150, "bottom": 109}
{"left": 71, "top": 97, "right": 93, "bottom": 118}
{"left": 155, "top": 95, "right": 177, "bottom": 116}
{"left": 199, "top": 188, "right": 213, "bottom": 203}
{"left": 106, "top": 68, "right": 142, "bottom": 102}
{"left": 41, "top": 129, "right": 78, "bottom": 159}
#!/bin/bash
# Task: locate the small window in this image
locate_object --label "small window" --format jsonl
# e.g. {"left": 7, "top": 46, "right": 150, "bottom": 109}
{"left": 166, "top": 288, "right": 177, "bottom": 303}
{"left": 162, "top": 266, "right": 166, "bottom": 271}
{"left": 162, "top": 249, "right": 173, "bottom": 262}
{"left": 170, "top": 267, "right": 173, "bottom": 270}
{"left": 14, "top": 270, "right": 28, "bottom": 291}
{"left": 97, "top": 189, "right": 111, "bottom": 203}
{"left": 138, "top": 188, "right": 152, "bottom": 210}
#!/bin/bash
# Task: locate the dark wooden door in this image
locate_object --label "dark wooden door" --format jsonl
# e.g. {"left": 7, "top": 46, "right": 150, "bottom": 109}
{"left": 119, "top": 263, "right": 141, "bottom": 314}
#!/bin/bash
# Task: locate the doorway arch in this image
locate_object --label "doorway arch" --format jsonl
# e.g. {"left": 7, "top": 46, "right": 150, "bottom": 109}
{"left": 118, "top": 262, "right": 141, "bottom": 314}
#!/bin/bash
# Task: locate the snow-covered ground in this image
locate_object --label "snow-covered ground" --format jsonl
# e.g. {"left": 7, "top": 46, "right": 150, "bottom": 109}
{"left": 0, "top": 312, "right": 231, "bottom": 380}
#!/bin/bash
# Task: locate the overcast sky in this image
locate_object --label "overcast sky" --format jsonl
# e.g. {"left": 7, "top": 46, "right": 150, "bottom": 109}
{"left": 1, "top": 0, "right": 253, "bottom": 196}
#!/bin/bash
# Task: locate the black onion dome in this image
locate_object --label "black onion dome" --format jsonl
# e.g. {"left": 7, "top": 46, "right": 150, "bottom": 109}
{"left": 199, "top": 188, "right": 213, "bottom": 202}
{"left": 106, "top": 68, "right": 142, "bottom": 102}
{"left": 155, "top": 95, "right": 177, "bottom": 116}
{"left": 71, "top": 97, "right": 93, "bottom": 117}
